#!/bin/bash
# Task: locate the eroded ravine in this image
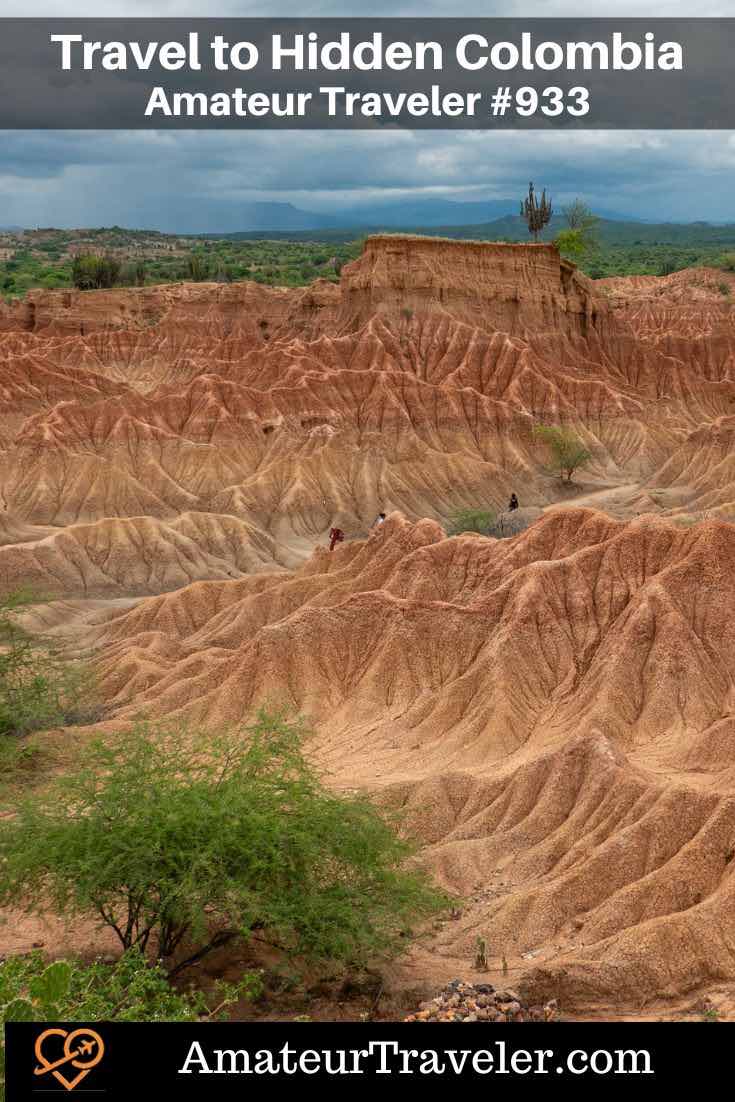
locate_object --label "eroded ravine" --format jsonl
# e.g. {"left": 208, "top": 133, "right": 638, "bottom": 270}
{"left": 2, "top": 237, "right": 735, "bottom": 1012}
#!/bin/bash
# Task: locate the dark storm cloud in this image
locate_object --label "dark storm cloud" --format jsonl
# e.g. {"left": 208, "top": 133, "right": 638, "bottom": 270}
{"left": 1, "top": 1, "right": 733, "bottom": 226}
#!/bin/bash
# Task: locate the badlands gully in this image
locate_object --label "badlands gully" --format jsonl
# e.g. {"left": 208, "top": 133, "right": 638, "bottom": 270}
{"left": 2, "top": 235, "right": 735, "bottom": 1017}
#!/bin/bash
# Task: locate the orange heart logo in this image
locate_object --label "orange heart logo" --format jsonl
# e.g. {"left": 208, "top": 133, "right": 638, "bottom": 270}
{"left": 34, "top": 1027, "right": 105, "bottom": 1092}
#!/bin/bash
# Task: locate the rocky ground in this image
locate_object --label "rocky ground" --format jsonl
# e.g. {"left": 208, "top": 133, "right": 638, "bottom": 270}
{"left": 405, "top": 980, "right": 559, "bottom": 1023}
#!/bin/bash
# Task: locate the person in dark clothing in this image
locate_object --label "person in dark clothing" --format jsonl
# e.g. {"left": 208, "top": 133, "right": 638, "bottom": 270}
{"left": 329, "top": 526, "right": 345, "bottom": 551}
{"left": 508, "top": 493, "right": 519, "bottom": 511}
{"left": 372, "top": 512, "right": 387, "bottom": 528}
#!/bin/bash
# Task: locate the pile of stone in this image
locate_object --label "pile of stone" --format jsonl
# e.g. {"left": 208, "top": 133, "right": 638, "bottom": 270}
{"left": 404, "top": 980, "right": 559, "bottom": 1023}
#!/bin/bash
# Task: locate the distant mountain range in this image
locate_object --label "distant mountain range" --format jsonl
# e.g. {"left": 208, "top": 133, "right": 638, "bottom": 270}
{"left": 202, "top": 198, "right": 639, "bottom": 234}
{"left": 214, "top": 211, "right": 735, "bottom": 248}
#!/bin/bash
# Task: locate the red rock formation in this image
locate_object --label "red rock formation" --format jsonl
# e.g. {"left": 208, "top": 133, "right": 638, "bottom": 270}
{"left": 3, "top": 237, "right": 735, "bottom": 1008}
{"left": 91, "top": 509, "right": 735, "bottom": 1004}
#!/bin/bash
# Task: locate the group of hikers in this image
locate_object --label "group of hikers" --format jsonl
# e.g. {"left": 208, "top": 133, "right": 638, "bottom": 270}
{"left": 327, "top": 494, "right": 519, "bottom": 551}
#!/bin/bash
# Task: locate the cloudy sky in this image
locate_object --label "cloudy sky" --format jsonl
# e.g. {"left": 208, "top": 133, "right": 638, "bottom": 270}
{"left": 2, "top": 1, "right": 733, "bottom": 229}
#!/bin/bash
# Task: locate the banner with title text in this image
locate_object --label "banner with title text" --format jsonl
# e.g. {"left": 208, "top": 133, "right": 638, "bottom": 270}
{"left": 0, "top": 17, "right": 733, "bottom": 129}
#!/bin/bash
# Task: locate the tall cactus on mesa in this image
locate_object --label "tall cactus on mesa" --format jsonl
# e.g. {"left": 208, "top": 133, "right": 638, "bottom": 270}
{"left": 520, "top": 181, "right": 553, "bottom": 242}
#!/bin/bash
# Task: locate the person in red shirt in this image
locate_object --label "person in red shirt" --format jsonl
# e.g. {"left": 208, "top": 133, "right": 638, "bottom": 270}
{"left": 329, "top": 526, "right": 345, "bottom": 552}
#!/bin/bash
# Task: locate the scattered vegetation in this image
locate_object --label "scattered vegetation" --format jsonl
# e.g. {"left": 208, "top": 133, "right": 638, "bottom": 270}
{"left": 447, "top": 508, "right": 496, "bottom": 536}
{"left": 0, "top": 736, "right": 43, "bottom": 788}
{"left": 0, "top": 950, "right": 258, "bottom": 1029}
{"left": 0, "top": 590, "right": 95, "bottom": 741}
{"left": 4, "top": 222, "right": 735, "bottom": 297}
{"left": 0, "top": 227, "right": 358, "bottom": 298}
{"left": 533, "top": 424, "right": 592, "bottom": 483}
{"left": 0, "top": 708, "right": 447, "bottom": 977}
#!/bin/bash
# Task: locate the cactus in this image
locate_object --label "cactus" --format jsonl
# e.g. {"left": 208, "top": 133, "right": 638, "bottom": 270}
{"left": 474, "top": 935, "right": 489, "bottom": 971}
{"left": 520, "top": 181, "right": 553, "bottom": 242}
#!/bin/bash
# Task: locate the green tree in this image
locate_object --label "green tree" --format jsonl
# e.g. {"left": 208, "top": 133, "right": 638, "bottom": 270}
{"left": 533, "top": 424, "right": 592, "bottom": 483}
{"left": 562, "top": 199, "right": 600, "bottom": 251}
{"left": 0, "top": 710, "right": 447, "bottom": 976}
{"left": 556, "top": 201, "right": 600, "bottom": 261}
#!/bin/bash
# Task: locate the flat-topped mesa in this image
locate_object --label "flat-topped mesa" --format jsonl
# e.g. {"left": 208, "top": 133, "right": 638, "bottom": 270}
{"left": 338, "top": 234, "right": 609, "bottom": 338}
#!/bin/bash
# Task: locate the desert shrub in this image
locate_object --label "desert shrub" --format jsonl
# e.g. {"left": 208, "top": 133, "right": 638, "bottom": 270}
{"left": 0, "top": 709, "right": 447, "bottom": 976}
{"left": 718, "top": 253, "right": 735, "bottom": 272}
{"left": 0, "top": 950, "right": 257, "bottom": 1024}
{"left": 0, "top": 590, "right": 95, "bottom": 738}
{"left": 0, "top": 952, "right": 259, "bottom": 1101}
{"left": 718, "top": 282, "right": 731, "bottom": 297}
{"left": 446, "top": 508, "right": 496, "bottom": 536}
{"left": 533, "top": 424, "right": 592, "bottom": 483}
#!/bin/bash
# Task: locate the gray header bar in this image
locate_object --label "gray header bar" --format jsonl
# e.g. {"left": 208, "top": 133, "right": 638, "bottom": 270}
{"left": 0, "top": 18, "right": 732, "bottom": 129}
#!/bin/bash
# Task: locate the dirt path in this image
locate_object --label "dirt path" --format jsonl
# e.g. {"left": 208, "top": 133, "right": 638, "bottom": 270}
{"left": 542, "top": 481, "right": 643, "bottom": 519}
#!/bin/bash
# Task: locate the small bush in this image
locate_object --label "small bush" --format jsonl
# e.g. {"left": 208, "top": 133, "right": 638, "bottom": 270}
{"left": 0, "top": 709, "right": 447, "bottom": 975}
{"left": 0, "top": 949, "right": 258, "bottom": 1024}
{"left": 0, "top": 951, "right": 260, "bottom": 1099}
{"left": 718, "top": 253, "right": 735, "bottom": 273}
{"left": 555, "top": 228, "right": 586, "bottom": 261}
{"left": 446, "top": 508, "right": 496, "bottom": 536}
{"left": 718, "top": 282, "right": 731, "bottom": 297}
{"left": 0, "top": 590, "right": 96, "bottom": 738}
